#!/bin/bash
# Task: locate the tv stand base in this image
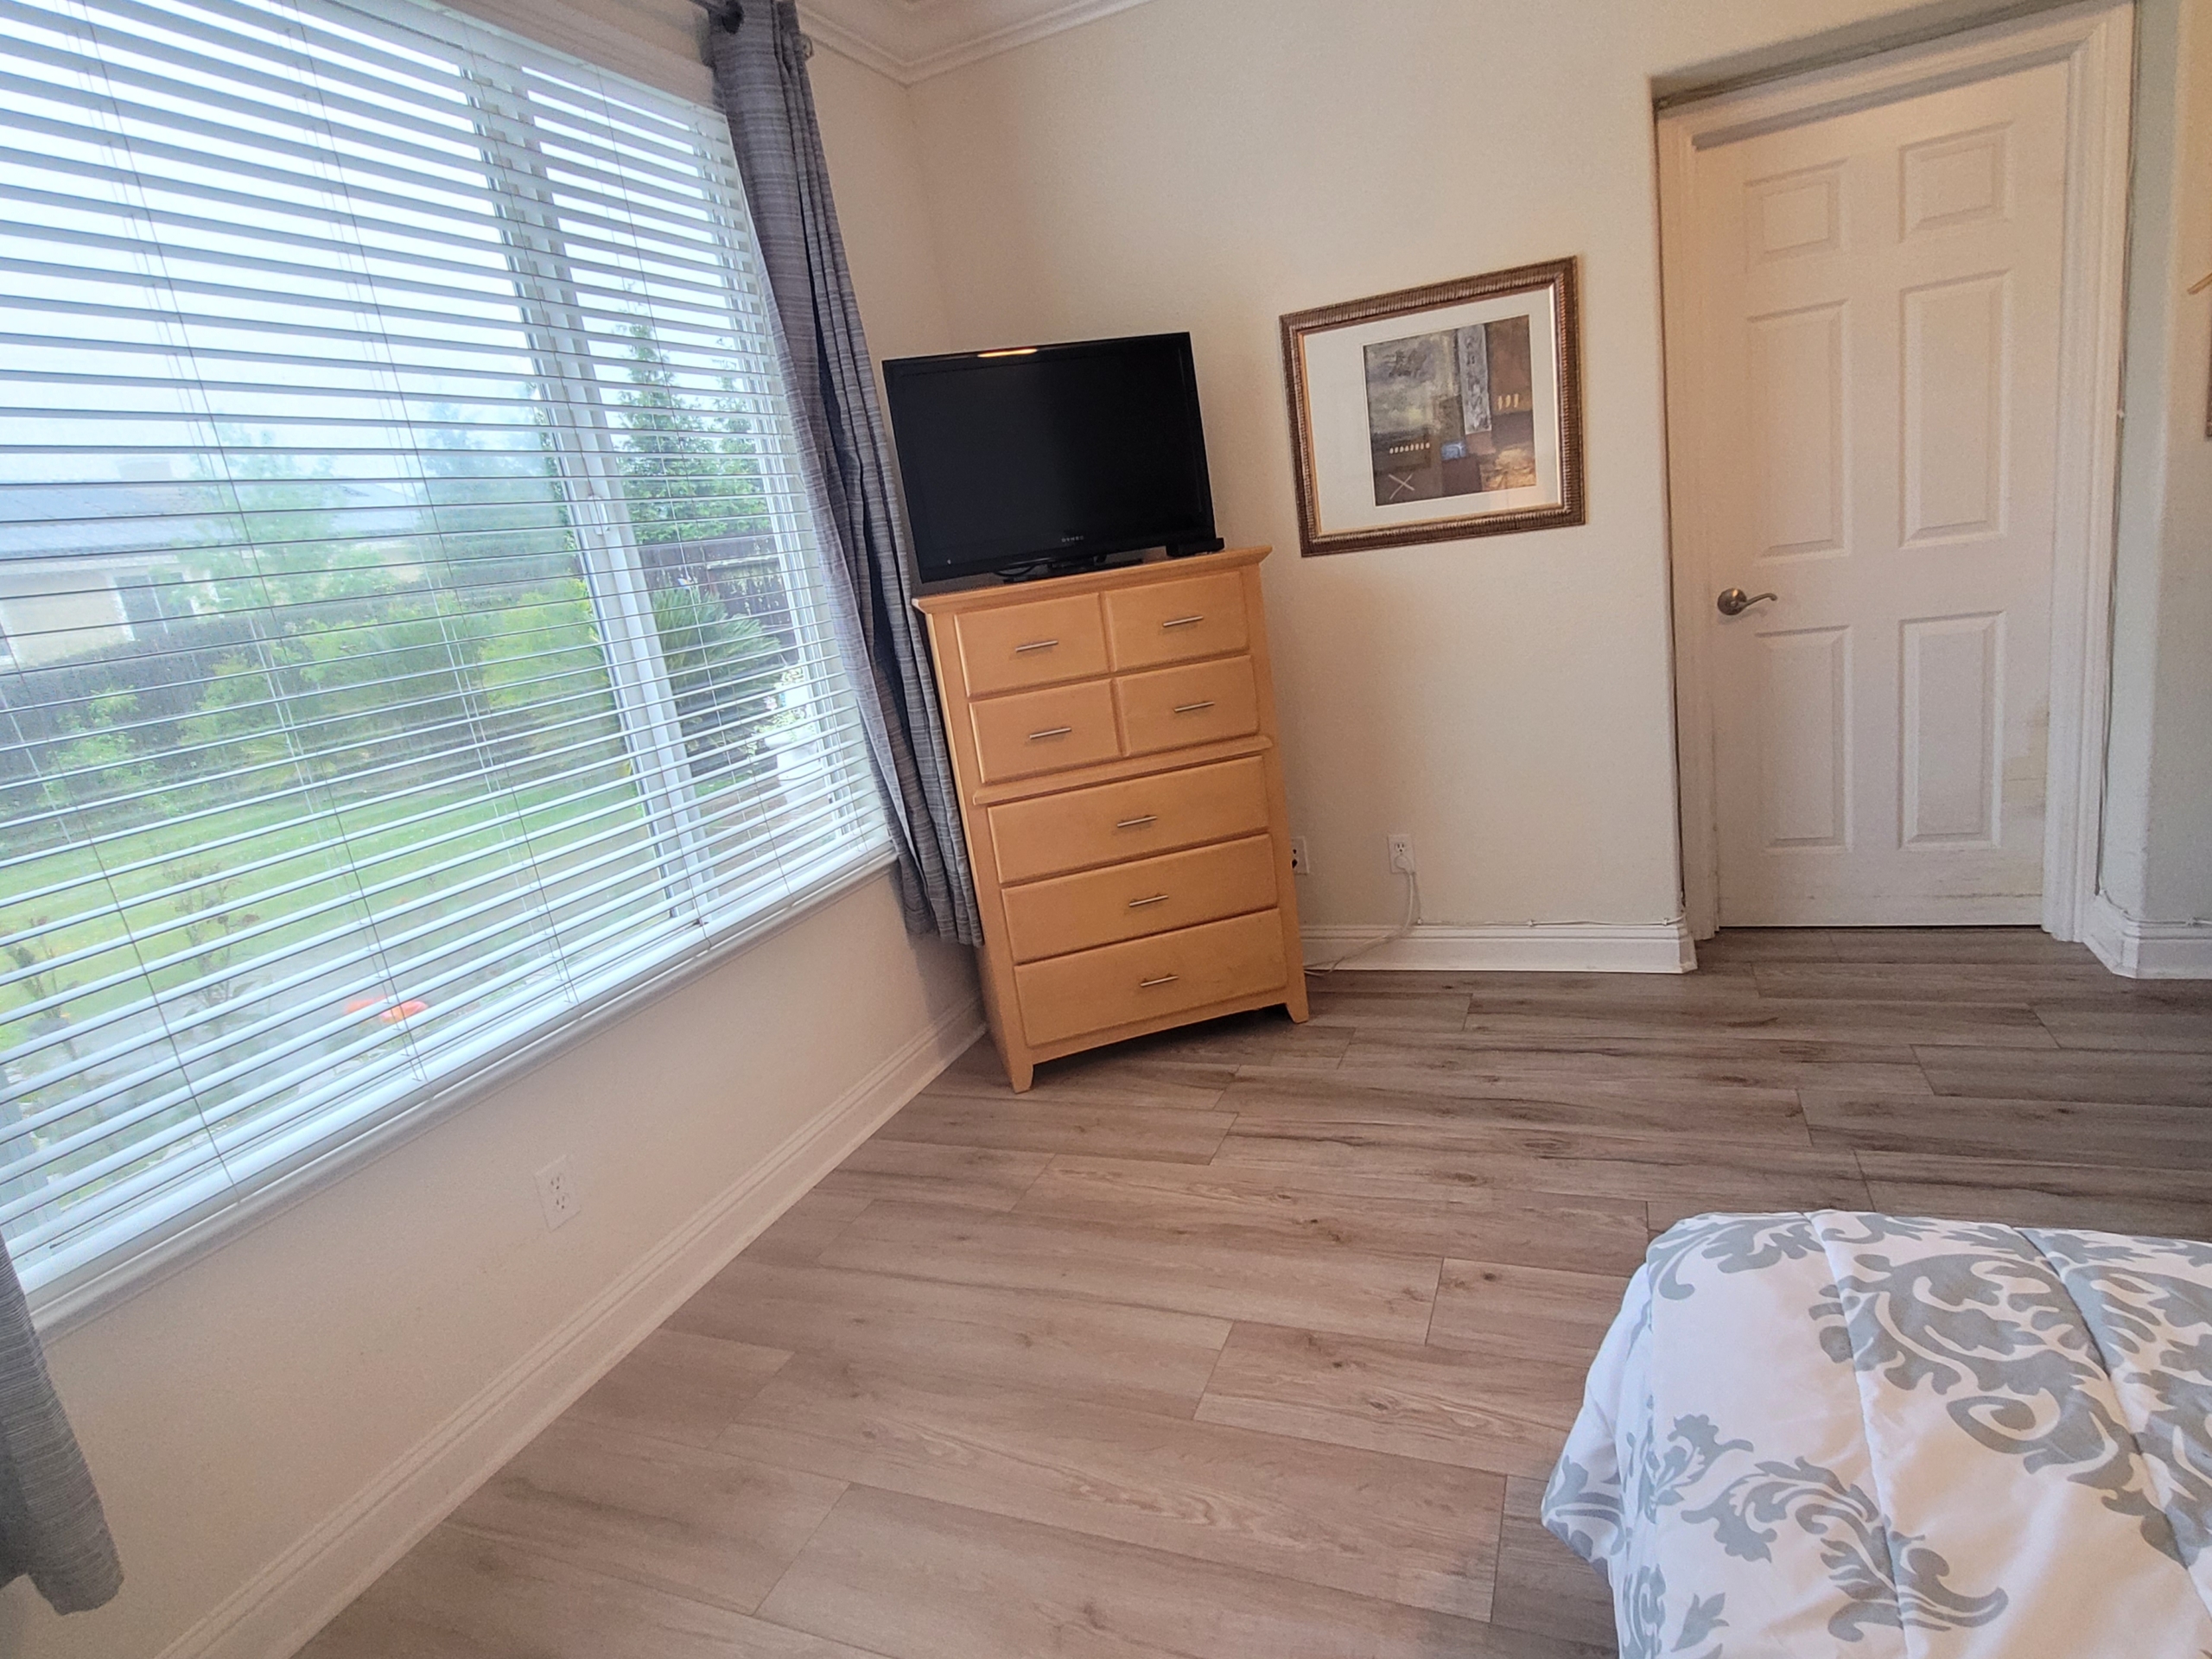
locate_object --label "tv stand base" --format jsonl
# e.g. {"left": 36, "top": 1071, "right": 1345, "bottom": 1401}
{"left": 995, "top": 550, "right": 1145, "bottom": 583}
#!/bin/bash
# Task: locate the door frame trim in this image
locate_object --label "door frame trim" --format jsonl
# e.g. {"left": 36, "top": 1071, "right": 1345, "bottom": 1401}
{"left": 1656, "top": 1, "right": 2133, "bottom": 940}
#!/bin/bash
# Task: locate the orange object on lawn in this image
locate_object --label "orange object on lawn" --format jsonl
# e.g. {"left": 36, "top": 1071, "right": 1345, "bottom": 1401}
{"left": 345, "top": 996, "right": 429, "bottom": 1024}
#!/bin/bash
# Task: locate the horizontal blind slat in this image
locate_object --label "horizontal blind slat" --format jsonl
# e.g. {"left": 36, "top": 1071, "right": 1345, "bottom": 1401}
{"left": 0, "top": 6, "right": 723, "bottom": 221}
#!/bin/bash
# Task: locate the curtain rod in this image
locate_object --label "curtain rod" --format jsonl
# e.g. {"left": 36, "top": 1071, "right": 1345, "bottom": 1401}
{"left": 682, "top": 0, "right": 817, "bottom": 55}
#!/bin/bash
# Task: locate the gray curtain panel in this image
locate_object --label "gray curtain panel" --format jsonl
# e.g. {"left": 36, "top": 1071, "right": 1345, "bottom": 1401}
{"left": 709, "top": 3, "right": 983, "bottom": 948}
{"left": 0, "top": 1243, "right": 119, "bottom": 1615}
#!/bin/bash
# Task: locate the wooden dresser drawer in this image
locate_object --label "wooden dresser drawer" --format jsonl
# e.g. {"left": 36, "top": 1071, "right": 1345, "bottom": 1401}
{"left": 955, "top": 594, "right": 1108, "bottom": 696}
{"left": 1001, "top": 834, "right": 1277, "bottom": 963}
{"left": 1104, "top": 570, "right": 1249, "bottom": 671}
{"left": 969, "top": 679, "right": 1122, "bottom": 785}
{"left": 988, "top": 754, "right": 1272, "bottom": 883}
{"left": 1015, "top": 908, "right": 1289, "bottom": 1046}
{"left": 1116, "top": 656, "right": 1260, "bottom": 756}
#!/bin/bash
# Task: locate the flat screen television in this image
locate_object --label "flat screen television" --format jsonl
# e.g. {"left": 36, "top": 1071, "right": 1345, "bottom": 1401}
{"left": 881, "top": 333, "right": 1218, "bottom": 585}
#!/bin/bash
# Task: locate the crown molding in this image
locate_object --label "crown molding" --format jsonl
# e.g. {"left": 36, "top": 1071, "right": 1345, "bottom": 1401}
{"left": 799, "top": 0, "right": 1156, "bottom": 83}
{"left": 797, "top": 3, "right": 908, "bottom": 79}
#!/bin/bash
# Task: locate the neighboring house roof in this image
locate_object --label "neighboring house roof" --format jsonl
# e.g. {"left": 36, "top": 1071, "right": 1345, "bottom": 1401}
{"left": 0, "top": 478, "right": 423, "bottom": 563}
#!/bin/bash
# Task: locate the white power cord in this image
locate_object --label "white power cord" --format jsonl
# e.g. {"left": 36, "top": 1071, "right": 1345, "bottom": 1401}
{"left": 1306, "top": 868, "right": 1423, "bottom": 976}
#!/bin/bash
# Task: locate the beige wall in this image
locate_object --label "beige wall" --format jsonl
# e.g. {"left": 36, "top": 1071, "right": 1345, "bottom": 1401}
{"left": 811, "top": 43, "right": 957, "bottom": 360}
{"left": 0, "top": 12, "right": 977, "bottom": 1657}
{"left": 895, "top": 0, "right": 2112, "bottom": 933}
{"left": 2107, "top": 0, "right": 2212, "bottom": 925}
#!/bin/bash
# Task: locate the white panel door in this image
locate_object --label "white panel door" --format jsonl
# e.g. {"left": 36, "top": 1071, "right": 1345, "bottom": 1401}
{"left": 1682, "top": 65, "right": 2067, "bottom": 925}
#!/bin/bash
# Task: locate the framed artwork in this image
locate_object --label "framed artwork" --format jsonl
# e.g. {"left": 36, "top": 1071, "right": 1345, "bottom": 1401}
{"left": 1280, "top": 257, "right": 1585, "bottom": 556}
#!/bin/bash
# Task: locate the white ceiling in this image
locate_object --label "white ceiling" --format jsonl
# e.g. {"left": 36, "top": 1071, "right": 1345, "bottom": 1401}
{"left": 798, "top": 0, "right": 1156, "bottom": 82}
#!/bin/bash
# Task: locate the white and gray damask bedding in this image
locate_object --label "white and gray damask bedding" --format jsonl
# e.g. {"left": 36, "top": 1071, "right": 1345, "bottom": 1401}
{"left": 1543, "top": 1212, "right": 2212, "bottom": 1657}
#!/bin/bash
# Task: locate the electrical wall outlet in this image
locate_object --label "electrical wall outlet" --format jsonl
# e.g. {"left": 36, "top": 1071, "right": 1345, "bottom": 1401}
{"left": 1388, "top": 833, "right": 1416, "bottom": 875}
{"left": 535, "top": 1156, "right": 578, "bottom": 1230}
{"left": 1288, "top": 837, "right": 1311, "bottom": 874}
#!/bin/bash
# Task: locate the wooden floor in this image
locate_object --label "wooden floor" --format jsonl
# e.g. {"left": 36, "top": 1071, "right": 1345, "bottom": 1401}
{"left": 300, "top": 929, "right": 2212, "bottom": 1659}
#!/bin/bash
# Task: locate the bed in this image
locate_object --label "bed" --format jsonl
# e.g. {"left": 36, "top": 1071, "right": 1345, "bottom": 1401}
{"left": 1543, "top": 1211, "right": 2212, "bottom": 1656}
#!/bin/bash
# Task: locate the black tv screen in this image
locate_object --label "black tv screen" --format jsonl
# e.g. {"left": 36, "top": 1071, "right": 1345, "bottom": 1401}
{"left": 882, "top": 334, "right": 1216, "bottom": 584}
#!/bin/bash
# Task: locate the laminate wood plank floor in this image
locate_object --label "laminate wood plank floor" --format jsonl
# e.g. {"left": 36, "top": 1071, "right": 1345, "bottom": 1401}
{"left": 302, "top": 929, "right": 2209, "bottom": 1659}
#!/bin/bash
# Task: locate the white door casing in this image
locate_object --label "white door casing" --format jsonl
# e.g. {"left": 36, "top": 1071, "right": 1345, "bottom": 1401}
{"left": 1658, "top": 3, "right": 2132, "bottom": 937}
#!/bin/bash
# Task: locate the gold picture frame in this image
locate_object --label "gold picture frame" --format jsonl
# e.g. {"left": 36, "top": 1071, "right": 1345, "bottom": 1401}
{"left": 1280, "top": 257, "right": 1586, "bottom": 556}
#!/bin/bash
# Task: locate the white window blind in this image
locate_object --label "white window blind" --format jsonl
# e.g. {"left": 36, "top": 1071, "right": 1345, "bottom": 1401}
{"left": 0, "top": 0, "right": 893, "bottom": 1305}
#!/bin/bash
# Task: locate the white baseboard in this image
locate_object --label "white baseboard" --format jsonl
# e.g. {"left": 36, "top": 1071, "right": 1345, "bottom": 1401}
{"left": 2082, "top": 893, "right": 2212, "bottom": 978}
{"left": 163, "top": 995, "right": 983, "bottom": 1659}
{"left": 1302, "top": 919, "right": 1695, "bottom": 975}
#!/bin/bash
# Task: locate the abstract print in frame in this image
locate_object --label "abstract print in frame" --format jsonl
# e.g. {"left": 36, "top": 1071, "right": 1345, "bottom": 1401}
{"left": 1281, "top": 257, "right": 1584, "bottom": 556}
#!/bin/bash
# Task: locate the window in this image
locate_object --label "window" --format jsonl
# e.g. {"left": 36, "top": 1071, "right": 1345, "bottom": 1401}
{"left": 0, "top": 0, "right": 892, "bottom": 1304}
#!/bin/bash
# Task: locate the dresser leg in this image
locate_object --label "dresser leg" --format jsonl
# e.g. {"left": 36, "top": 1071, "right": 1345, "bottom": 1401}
{"left": 1006, "top": 1054, "right": 1036, "bottom": 1092}
{"left": 1284, "top": 972, "right": 1312, "bottom": 1023}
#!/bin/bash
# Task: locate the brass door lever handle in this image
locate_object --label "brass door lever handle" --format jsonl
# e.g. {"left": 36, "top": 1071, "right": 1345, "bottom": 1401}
{"left": 1716, "top": 587, "right": 1778, "bottom": 616}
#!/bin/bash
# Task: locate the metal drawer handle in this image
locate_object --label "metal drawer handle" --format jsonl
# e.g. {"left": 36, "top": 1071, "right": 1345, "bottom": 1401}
{"left": 1027, "top": 726, "right": 1073, "bottom": 741}
{"left": 1115, "top": 814, "right": 1158, "bottom": 829}
{"left": 1138, "top": 973, "right": 1180, "bottom": 988}
{"left": 1172, "top": 700, "right": 1215, "bottom": 715}
{"left": 1127, "top": 893, "right": 1171, "bottom": 909}
{"left": 1014, "top": 639, "right": 1059, "bottom": 652}
{"left": 1160, "top": 614, "right": 1205, "bottom": 629}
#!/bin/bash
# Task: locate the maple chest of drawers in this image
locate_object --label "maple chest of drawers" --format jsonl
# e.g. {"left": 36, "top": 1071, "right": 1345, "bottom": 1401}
{"left": 915, "top": 546, "right": 1308, "bottom": 1090}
